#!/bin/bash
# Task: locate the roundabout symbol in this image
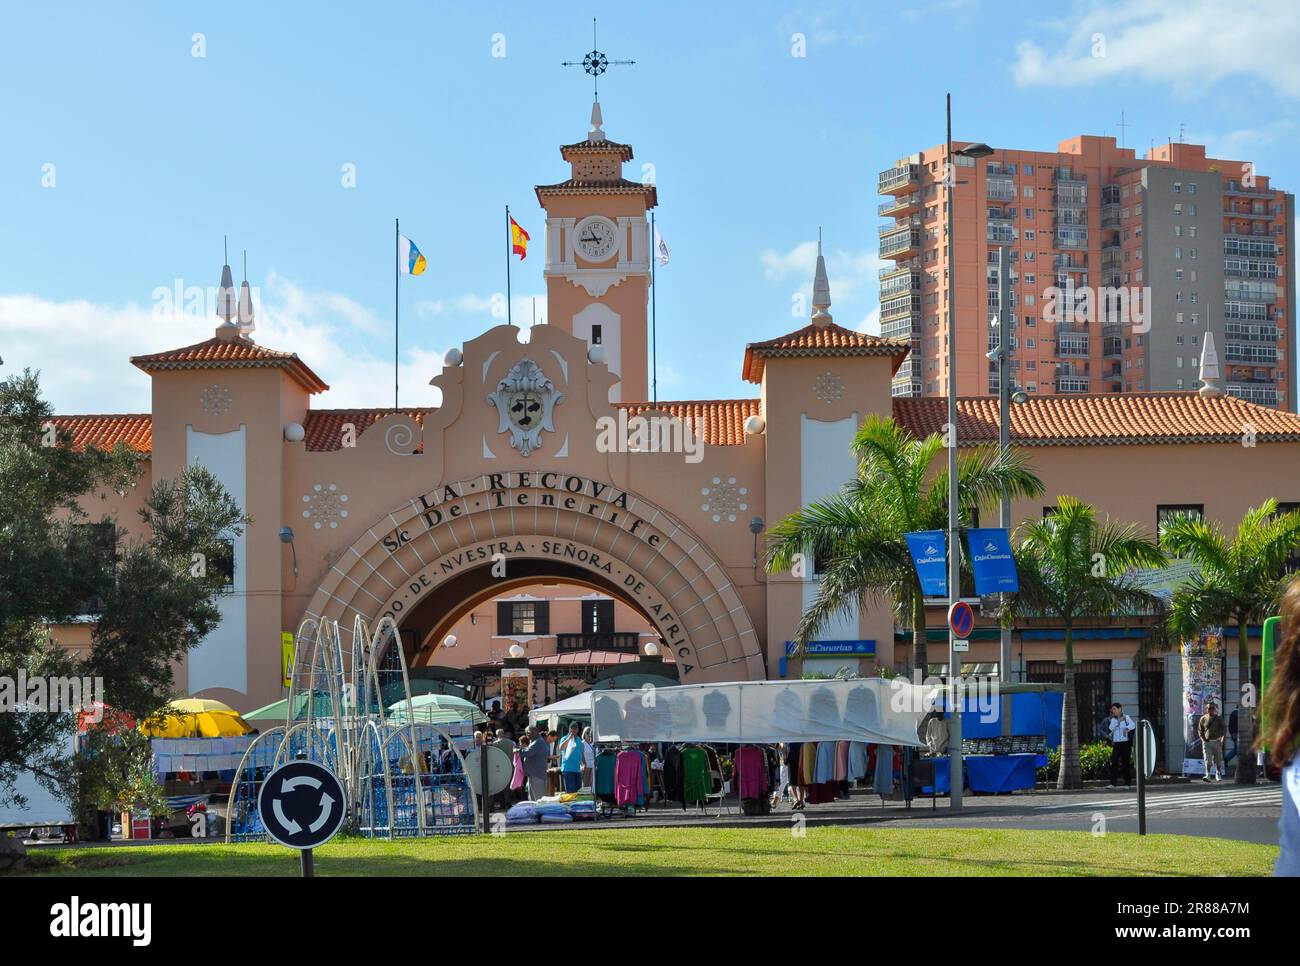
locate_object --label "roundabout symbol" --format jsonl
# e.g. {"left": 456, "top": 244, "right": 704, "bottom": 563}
{"left": 258, "top": 759, "right": 347, "bottom": 850}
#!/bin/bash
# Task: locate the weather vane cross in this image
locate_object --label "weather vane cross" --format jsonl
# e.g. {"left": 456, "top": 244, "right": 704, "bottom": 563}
{"left": 562, "top": 18, "right": 634, "bottom": 100}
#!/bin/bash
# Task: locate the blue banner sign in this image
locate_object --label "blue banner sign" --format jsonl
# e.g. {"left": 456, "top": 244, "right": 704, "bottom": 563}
{"left": 784, "top": 640, "right": 877, "bottom": 656}
{"left": 967, "top": 527, "right": 1019, "bottom": 594}
{"left": 905, "top": 530, "right": 948, "bottom": 597}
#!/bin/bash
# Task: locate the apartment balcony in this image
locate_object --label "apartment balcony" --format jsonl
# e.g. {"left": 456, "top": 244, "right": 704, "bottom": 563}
{"left": 1224, "top": 322, "right": 1278, "bottom": 343}
{"left": 880, "top": 260, "right": 919, "bottom": 281}
{"left": 987, "top": 178, "right": 1016, "bottom": 202}
{"left": 1224, "top": 302, "right": 1273, "bottom": 323}
{"left": 987, "top": 224, "right": 1016, "bottom": 245}
{"left": 555, "top": 632, "right": 641, "bottom": 653}
{"left": 1224, "top": 342, "right": 1280, "bottom": 365}
{"left": 1225, "top": 182, "right": 1276, "bottom": 198}
{"left": 880, "top": 227, "right": 921, "bottom": 259}
{"left": 878, "top": 192, "right": 921, "bottom": 218}
{"left": 1053, "top": 255, "right": 1087, "bottom": 271}
{"left": 1226, "top": 384, "right": 1280, "bottom": 406}
{"left": 1055, "top": 375, "right": 1091, "bottom": 393}
{"left": 1224, "top": 237, "right": 1277, "bottom": 258}
{"left": 1226, "top": 204, "right": 1274, "bottom": 220}
{"left": 1224, "top": 260, "right": 1279, "bottom": 280}
{"left": 880, "top": 272, "right": 922, "bottom": 302}
{"left": 1057, "top": 335, "right": 1091, "bottom": 357}
{"left": 880, "top": 295, "right": 923, "bottom": 323}
{"left": 882, "top": 317, "right": 923, "bottom": 341}
{"left": 879, "top": 164, "right": 920, "bottom": 194}
{"left": 1102, "top": 336, "right": 1124, "bottom": 359}
{"left": 1101, "top": 185, "right": 1122, "bottom": 206}
{"left": 1055, "top": 230, "right": 1088, "bottom": 249}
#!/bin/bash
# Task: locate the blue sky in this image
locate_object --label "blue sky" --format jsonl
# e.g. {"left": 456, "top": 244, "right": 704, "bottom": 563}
{"left": 2, "top": 0, "right": 1297, "bottom": 412}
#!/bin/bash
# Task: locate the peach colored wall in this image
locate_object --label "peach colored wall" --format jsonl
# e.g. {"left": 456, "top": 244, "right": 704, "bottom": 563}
{"left": 425, "top": 583, "right": 656, "bottom": 669}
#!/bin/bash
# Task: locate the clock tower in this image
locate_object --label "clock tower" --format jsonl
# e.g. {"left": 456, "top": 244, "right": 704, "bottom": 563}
{"left": 535, "top": 102, "right": 657, "bottom": 402}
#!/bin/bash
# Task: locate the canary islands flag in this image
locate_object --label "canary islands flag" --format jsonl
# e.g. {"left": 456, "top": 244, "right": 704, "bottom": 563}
{"left": 509, "top": 216, "right": 530, "bottom": 260}
{"left": 398, "top": 234, "right": 427, "bottom": 276}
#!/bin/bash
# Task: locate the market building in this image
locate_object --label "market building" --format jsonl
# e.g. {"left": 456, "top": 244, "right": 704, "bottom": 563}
{"left": 49, "top": 105, "right": 1300, "bottom": 769}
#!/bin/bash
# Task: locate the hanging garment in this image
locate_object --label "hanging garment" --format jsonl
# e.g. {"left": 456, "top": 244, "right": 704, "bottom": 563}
{"left": 773, "top": 687, "right": 806, "bottom": 733}
{"left": 662, "top": 746, "right": 685, "bottom": 805}
{"left": 511, "top": 749, "right": 525, "bottom": 791}
{"left": 615, "top": 750, "right": 646, "bottom": 807}
{"left": 734, "top": 746, "right": 769, "bottom": 800}
{"left": 834, "top": 741, "right": 850, "bottom": 782}
{"left": 801, "top": 741, "right": 818, "bottom": 786}
{"left": 874, "top": 744, "right": 895, "bottom": 796}
{"left": 682, "top": 746, "right": 712, "bottom": 805}
{"left": 785, "top": 743, "right": 802, "bottom": 789}
{"left": 594, "top": 751, "right": 618, "bottom": 804}
{"left": 848, "top": 742, "right": 869, "bottom": 782}
{"left": 814, "top": 738, "right": 837, "bottom": 784}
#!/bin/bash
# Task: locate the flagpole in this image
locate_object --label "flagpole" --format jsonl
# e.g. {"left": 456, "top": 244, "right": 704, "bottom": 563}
{"left": 505, "top": 205, "right": 513, "bottom": 326}
{"left": 650, "top": 213, "right": 659, "bottom": 407}
{"left": 394, "top": 217, "right": 399, "bottom": 410}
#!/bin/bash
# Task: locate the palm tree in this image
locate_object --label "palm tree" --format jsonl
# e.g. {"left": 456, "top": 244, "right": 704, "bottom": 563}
{"left": 765, "top": 413, "right": 1043, "bottom": 674}
{"left": 1009, "top": 496, "right": 1167, "bottom": 789}
{"left": 1161, "top": 499, "right": 1300, "bottom": 784}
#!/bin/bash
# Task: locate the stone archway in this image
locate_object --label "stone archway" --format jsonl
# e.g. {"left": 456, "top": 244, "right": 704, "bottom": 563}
{"left": 303, "top": 471, "right": 765, "bottom": 682}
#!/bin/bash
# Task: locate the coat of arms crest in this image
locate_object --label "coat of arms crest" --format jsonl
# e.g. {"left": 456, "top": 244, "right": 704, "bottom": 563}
{"left": 487, "top": 357, "right": 564, "bottom": 457}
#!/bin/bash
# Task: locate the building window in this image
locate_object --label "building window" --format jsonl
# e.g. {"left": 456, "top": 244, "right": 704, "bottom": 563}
{"left": 1024, "top": 230, "right": 1035, "bottom": 240}
{"left": 498, "top": 600, "right": 550, "bottom": 636}
{"left": 1157, "top": 504, "right": 1204, "bottom": 545}
{"left": 591, "top": 324, "right": 603, "bottom": 345}
{"left": 1173, "top": 182, "right": 1182, "bottom": 193}
{"left": 1188, "top": 183, "right": 1197, "bottom": 194}
{"left": 582, "top": 598, "right": 615, "bottom": 635}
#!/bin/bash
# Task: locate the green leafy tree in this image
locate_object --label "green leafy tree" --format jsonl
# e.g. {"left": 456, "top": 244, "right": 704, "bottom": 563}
{"left": 0, "top": 369, "right": 247, "bottom": 818}
{"left": 1008, "top": 496, "right": 1167, "bottom": 789}
{"left": 1161, "top": 499, "right": 1300, "bottom": 784}
{"left": 766, "top": 414, "right": 1043, "bottom": 673}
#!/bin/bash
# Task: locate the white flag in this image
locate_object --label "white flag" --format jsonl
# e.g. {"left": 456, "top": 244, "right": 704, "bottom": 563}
{"left": 653, "top": 226, "right": 670, "bottom": 267}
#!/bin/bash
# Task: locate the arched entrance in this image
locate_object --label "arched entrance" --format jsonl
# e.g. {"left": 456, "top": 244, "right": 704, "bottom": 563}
{"left": 302, "top": 472, "right": 765, "bottom": 682}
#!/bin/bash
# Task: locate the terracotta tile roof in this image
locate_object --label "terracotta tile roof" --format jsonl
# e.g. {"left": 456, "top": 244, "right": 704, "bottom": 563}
{"left": 893, "top": 392, "right": 1300, "bottom": 446}
{"left": 51, "top": 414, "right": 153, "bottom": 453}
{"left": 743, "top": 322, "right": 910, "bottom": 383}
{"left": 131, "top": 335, "right": 329, "bottom": 394}
{"left": 301, "top": 408, "right": 431, "bottom": 452}
{"left": 534, "top": 179, "right": 658, "bottom": 207}
{"left": 616, "top": 399, "right": 761, "bottom": 447}
{"left": 560, "top": 138, "right": 634, "bottom": 161}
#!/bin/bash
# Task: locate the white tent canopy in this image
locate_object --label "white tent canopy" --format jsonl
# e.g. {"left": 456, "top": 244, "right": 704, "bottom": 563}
{"left": 530, "top": 692, "right": 593, "bottom": 722}
{"left": 590, "top": 678, "right": 940, "bottom": 746}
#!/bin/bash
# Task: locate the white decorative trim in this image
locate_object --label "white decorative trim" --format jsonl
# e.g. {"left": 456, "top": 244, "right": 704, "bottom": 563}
{"left": 560, "top": 270, "right": 630, "bottom": 298}
{"left": 700, "top": 476, "right": 750, "bottom": 524}
{"left": 482, "top": 435, "right": 497, "bottom": 459}
{"left": 302, "top": 483, "right": 351, "bottom": 530}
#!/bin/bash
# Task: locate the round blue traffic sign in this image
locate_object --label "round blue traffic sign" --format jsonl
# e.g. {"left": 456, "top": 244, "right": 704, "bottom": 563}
{"left": 948, "top": 600, "right": 975, "bottom": 639}
{"left": 258, "top": 760, "right": 347, "bottom": 849}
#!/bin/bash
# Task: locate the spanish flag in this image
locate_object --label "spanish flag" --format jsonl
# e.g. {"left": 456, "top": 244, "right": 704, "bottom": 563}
{"left": 509, "top": 216, "right": 530, "bottom": 260}
{"left": 398, "top": 234, "right": 427, "bottom": 276}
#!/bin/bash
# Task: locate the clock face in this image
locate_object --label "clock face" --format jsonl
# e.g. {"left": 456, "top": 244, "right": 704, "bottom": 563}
{"left": 575, "top": 219, "right": 617, "bottom": 262}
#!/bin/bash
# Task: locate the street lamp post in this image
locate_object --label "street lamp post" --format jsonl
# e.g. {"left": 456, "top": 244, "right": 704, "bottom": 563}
{"left": 944, "top": 94, "right": 992, "bottom": 812}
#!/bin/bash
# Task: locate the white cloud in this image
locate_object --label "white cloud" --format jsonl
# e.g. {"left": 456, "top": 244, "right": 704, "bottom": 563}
{"left": 760, "top": 241, "right": 887, "bottom": 319}
{"left": 1013, "top": 1, "right": 1300, "bottom": 98}
{"left": 0, "top": 274, "right": 448, "bottom": 414}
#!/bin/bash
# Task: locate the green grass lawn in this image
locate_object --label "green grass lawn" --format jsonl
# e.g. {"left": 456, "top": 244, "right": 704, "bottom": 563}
{"left": 14, "top": 826, "right": 1277, "bottom": 877}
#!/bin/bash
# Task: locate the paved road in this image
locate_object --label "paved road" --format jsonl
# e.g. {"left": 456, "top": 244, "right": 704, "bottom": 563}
{"left": 493, "top": 781, "right": 1283, "bottom": 844}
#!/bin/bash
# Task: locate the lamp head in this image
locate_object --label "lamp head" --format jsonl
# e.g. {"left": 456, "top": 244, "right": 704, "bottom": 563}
{"left": 957, "top": 142, "right": 995, "bottom": 159}
{"left": 278, "top": 526, "right": 294, "bottom": 544}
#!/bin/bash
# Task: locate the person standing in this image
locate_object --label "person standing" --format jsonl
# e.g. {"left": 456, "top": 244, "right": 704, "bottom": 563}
{"left": 557, "top": 722, "right": 585, "bottom": 793}
{"left": 580, "top": 726, "right": 597, "bottom": 787}
{"left": 1105, "top": 702, "right": 1135, "bottom": 789}
{"left": 1198, "top": 701, "right": 1227, "bottom": 782}
{"left": 520, "top": 727, "right": 550, "bottom": 801}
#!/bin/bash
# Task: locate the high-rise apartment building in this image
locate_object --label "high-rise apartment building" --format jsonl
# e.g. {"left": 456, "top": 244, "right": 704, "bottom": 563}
{"left": 877, "top": 136, "right": 1296, "bottom": 409}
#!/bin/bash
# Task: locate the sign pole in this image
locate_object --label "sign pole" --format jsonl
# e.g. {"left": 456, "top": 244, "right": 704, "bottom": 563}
{"left": 301, "top": 846, "right": 314, "bottom": 877}
{"left": 1136, "top": 718, "right": 1148, "bottom": 836}
{"left": 481, "top": 741, "right": 491, "bottom": 834}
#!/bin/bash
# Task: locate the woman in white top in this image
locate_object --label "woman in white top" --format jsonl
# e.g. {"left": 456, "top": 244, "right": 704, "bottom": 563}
{"left": 580, "top": 726, "right": 597, "bottom": 788}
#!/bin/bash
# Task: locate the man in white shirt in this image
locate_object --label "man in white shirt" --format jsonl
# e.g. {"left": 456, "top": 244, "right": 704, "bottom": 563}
{"left": 1105, "top": 702, "right": 1136, "bottom": 789}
